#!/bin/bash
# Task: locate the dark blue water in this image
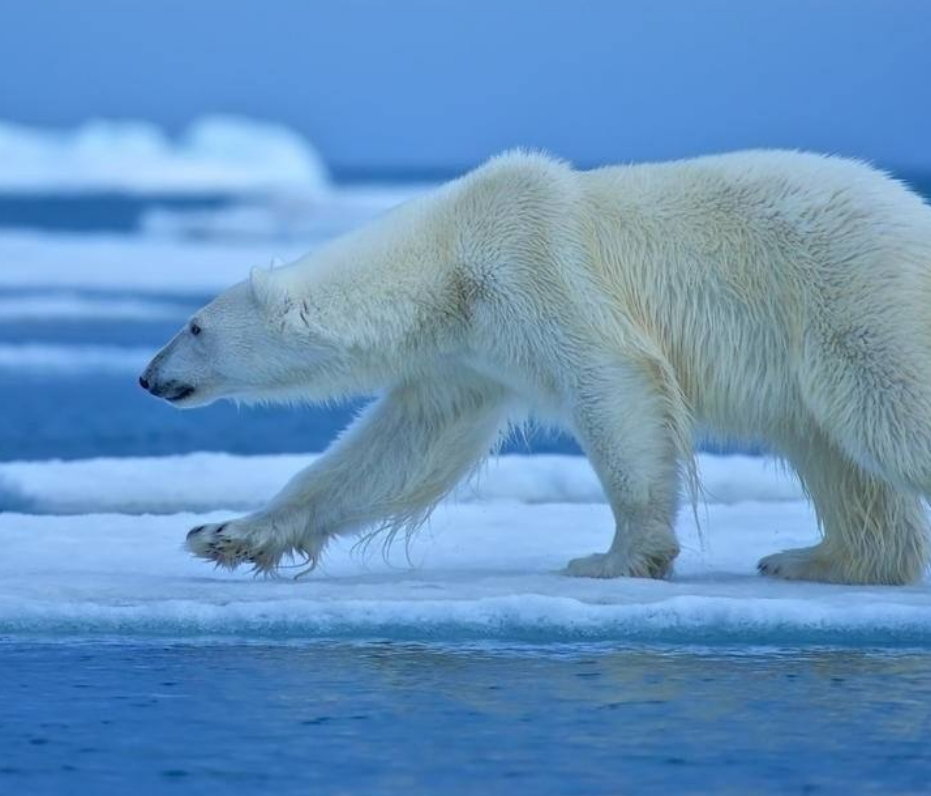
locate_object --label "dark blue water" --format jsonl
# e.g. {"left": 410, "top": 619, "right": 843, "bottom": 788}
{"left": 0, "top": 193, "right": 231, "bottom": 234}
{"left": 1, "top": 640, "right": 929, "bottom": 796}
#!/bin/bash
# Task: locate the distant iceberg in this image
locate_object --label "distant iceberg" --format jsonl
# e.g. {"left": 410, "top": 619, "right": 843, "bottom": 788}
{"left": 0, "top": 116, "right": 329, "bottom": 195}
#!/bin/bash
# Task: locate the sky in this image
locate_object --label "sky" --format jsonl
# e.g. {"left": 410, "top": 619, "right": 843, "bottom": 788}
{"left": 1, "top": 0, "right": 929, "bottom": 177}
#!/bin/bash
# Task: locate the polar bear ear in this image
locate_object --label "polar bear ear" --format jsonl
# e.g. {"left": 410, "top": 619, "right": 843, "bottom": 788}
{"left": 250, "top": 266, "right": 289, "bottom": 316}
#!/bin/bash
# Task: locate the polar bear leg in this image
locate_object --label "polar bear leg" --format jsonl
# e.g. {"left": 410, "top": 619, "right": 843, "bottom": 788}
{"left": 563, "top": 357, "right": 684, "bottom": 579}
{"left": 759, "top": 431, "right": 929, "bottom": 584}
{"left": 187, "top": 374, "right": 511, "bottom": 572}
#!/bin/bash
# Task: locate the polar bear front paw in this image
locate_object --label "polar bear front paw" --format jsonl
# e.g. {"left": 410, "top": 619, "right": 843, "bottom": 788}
{"left": 186, "top": 518, "right": 281, "bottom": 573}
{"left": 186, "top": 514, "right": 325, "bottom": 575}
{"left": 563, "top": 548, "right": 675, "bottom": 580}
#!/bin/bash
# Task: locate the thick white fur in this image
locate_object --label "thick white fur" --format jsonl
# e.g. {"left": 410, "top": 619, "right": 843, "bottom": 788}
{"left": 146, "top": 149, "right": 931, "bottom": 584}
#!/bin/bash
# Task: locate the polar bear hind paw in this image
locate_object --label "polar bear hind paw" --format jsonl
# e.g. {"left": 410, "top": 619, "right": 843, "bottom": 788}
{"left": 757, "top": 545, "right": 849, "bottom": 584}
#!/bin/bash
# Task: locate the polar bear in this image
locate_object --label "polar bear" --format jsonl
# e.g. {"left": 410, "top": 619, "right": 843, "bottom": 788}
{"left": 141, "top": 149, "right": 931, "bottom": 585}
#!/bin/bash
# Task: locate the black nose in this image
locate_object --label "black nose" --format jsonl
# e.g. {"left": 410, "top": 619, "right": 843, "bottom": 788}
{"left": 139, "top": 376, "right": 150, "bottom": 391}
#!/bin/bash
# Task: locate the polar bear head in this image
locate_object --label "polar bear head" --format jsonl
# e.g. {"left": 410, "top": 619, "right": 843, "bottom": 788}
{"left": 139, "top": 266, "right": 363, "bottom": 408}
{"left": 140, "top": 181, "right": 495, "bottom": 409}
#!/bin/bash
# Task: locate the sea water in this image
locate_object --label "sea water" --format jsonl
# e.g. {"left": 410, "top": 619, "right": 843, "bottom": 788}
{"left": 2, "top": 640, "right": 930, "bottom": 796}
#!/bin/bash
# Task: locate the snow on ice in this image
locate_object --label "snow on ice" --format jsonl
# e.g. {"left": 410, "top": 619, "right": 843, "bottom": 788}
{"left": 1, "top": 454, "right": 928, "bottom": 645}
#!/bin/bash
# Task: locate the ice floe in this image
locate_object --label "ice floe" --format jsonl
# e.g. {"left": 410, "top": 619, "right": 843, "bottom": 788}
{"left": 0, "top": 231, "right": 306, "bottom": 293}
{"left": 141, "top": 185, "right": 430, "bottom": 242}
{"left": 0, "top": 343, "right": 151, "bottom": 372}
{"left": 0, "top": 116, "right": 328, "bottom": 195}
{"left": 0, "top": 452, "right": 803, "bottom": 515}
{"left": 1, "top": 499, "right": 928, "bottom": 645}
{"left": 0, "top": 292, "right": 194, "bottom": 321}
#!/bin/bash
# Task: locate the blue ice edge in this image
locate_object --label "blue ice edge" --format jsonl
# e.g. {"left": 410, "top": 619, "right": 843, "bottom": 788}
{"left": 2, "top": 595, "right": 930, "bottom": 648}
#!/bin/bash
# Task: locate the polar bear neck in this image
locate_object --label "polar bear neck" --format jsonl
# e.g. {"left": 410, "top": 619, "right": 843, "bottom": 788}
{"left": 262, "top": 187, "right": 463, "bottom": 366}
{"left": 256, "top": 150, "right": 587, "bottom": 381}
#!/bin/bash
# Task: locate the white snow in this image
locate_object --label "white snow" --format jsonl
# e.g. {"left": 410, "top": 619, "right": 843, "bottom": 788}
{"left": 0, "top": 179, "right": 424, "bottom": 294}
{"left": 1, "top": 495, "right": 929, "bottom": 644}
{"left": 0, "top": 231, "right": 309, "bottom": 293}
{"left": 0, "top": 292, "right": 194, "bottom": 321}
{"left": 0, "top": 197, "right": 412, "bottom": 294}
{"left": 0, "top": 116, "right": 329, "bottom": 195}
{"left": 3, "top": 452, "right": 926, "bottom": 645}
{"left": 0, "top": 452, "right": 804, "bottom": 515}
{"left": 141, "top": 185, "right": 430, "bottom": 242}
{"left": 0, "top": 343, "right": 151, "bottom": 372}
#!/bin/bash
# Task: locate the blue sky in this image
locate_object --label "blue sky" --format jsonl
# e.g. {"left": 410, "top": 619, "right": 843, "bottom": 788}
{"left": 1, "top": 0, "right": 929, "bottom": 175}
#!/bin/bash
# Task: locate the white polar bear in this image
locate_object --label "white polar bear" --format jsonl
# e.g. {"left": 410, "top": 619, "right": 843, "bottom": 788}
{"left": 141, "top": 149, "right": 931, "bottom": 585}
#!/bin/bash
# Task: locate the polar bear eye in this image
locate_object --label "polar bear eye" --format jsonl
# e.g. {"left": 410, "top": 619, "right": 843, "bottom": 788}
{"left": 190, "top": 322, "right": 202, "bottom": 336}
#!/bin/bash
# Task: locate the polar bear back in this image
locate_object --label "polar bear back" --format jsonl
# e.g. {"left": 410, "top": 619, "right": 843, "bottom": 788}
{"left": 573, "top": 150, "right": 931, "bottom": 437}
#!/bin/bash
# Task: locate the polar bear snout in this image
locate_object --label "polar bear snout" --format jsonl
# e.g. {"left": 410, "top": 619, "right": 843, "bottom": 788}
{"left": 139, "top": 370, "right": 196, "bottom": 403}
{"left": 139, "top": 333, "right": 208, "bottom": 406}
{"left": 139, "top": 353, "right": 198, "bottom": 404}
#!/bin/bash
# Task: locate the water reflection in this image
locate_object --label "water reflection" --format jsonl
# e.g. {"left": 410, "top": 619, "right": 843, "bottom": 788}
{"left": 5, "top": 641, "right": 923, "bottom": 794}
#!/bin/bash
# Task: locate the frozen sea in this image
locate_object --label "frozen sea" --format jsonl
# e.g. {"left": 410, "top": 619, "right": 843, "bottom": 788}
{"left": 1, "top": 120, "right": 930, "bottom": 794}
